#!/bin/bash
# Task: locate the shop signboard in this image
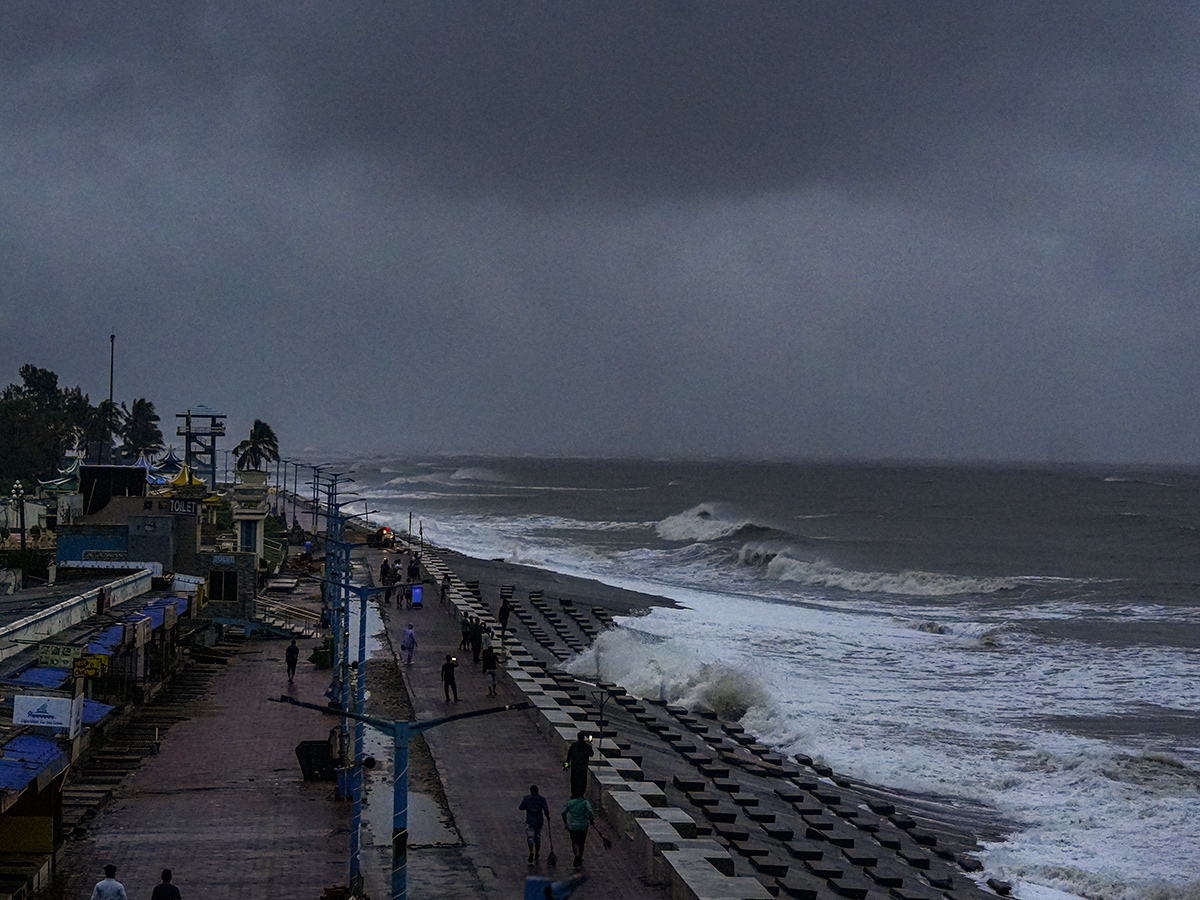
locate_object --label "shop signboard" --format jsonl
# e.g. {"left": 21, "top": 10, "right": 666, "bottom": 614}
{"left": 14, "top": 694, "right": 84, "bottom": 737}
{"left": 38, "top": 642, "right": 82, "bottom": 669}
{"left": 73, "top": 653, "right": 110, "bottom": 678}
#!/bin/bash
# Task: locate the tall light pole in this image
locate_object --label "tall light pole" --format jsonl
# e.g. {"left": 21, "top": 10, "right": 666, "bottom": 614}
{"left": 274, "top": 696, "right": 530, "bottom": 900}
{"left": 310, "top": 463, "right": 329, "bottom": 533}
{"left": 10, "top": 481, "right": 25, "bottom": 551}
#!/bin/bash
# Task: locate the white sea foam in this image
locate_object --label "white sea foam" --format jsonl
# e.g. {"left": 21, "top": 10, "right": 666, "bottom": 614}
{"left": 560, "top": 586, "right": 1200, "bottom": 900}
{"left": 656, "top": 502, "right": 771, "bottom": 542}
{"left": 450, "top": 466, "right": 510, "bottom": 482}
{"left": 767, "top": 553, "right": 1018, "bottom": 596}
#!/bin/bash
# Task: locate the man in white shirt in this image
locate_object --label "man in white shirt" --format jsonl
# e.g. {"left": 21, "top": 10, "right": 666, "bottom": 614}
{"left": 90, "top": 864, "right": 128, "bottom": 900}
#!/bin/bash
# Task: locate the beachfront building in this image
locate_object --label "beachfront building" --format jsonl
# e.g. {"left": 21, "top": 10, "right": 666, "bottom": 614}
{"left": 0, "top": 574, "right": 197, "bottom": 895}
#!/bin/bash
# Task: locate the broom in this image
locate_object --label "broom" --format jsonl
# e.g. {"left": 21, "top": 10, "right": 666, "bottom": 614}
{"left": 590, "top": 822, "right": 612, "bottom": 850}
{"left": 546, "top": 822, "right": 558, "bottom": 868}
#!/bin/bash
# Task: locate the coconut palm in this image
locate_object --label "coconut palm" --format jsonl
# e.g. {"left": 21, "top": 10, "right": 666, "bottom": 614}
{"left": 120, "top": 398, "right": 164, "bottom": 460}
{"left": 233, "top": 419, "right": 280, "bottom": 471}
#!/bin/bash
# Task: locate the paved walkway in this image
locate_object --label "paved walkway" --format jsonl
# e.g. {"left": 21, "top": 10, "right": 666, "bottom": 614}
{"left": 44, "top": 633, "right": 350, "bottom": 899}
{"left": 364, "top": 547, "right": 668, "bottom": 900}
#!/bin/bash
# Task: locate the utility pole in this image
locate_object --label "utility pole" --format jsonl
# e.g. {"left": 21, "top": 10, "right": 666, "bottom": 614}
{"left": 108, "top": 332, "right": 114, "bottom": 404}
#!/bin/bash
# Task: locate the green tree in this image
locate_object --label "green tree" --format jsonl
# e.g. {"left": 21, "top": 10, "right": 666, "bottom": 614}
{"left": 120, "top": 398, "right": 164, "bottom": 460}
{"left": 233, "top": 419, "right": 279, "bottom": 471}
{"left": 79, "top": 399, "right": 124, "bottom": 463}
{"left": 0, "top": 365, "right": 85, "bottom": 484}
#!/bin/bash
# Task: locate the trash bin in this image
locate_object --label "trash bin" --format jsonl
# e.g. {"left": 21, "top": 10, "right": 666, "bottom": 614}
{"left": 296, "top": 740, "right": 338, "bottom": 781}
{"left": 410, "top": 585, "right": 423, "bottom": 608}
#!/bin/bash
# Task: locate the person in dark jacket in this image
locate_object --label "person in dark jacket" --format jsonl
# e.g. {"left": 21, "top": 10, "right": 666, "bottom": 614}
{"left": 150, "top": 869, "right": 181, "bottom": 900}
{"left": 285, "top": 640, "right": 299, "bottom": 683}
{"left": 440, "top": 654, "right": 459, "bottom": 701}
{"left": 564, "top": 731, "right": 593, "bottom": 798}
{"left": 519, "top": 784, "right": 552, "bottom": 864}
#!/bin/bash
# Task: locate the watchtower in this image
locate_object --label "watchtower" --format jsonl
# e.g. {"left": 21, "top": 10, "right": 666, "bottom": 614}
{"left": 175, "top": 407, "right": 226, "bottom": 490}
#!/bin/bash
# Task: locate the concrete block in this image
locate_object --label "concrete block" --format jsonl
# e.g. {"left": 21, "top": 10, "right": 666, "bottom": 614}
{"left": 604, "top": 787, "right": 656, "bottom": 837}
{"left": 660, "top": 851, "right": 773, "bottom": 900}
{"left": 624, "top": 780, "right": 668, "bottom": 807}
{"left": 656, "top": 806, "right": 699, "bottom": 839}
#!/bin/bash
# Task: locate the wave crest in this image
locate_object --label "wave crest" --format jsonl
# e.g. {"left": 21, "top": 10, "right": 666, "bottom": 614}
{"left": 656, "top": 503, "right": 779, "bottom": 543}
{"left": 567, "top": 628, "right": 767, "bottom": 719}
{"left": 450, "top": 467, "right": 509, "bottom": 483}
{"left": 767, "top": 554, "right": 1017, "bottom": 596}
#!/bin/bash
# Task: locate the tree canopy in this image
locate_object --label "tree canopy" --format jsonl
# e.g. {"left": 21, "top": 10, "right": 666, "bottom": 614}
{"left": 234, "top": 419, "right": 280, "bottom": 471}
{"left": 120, "top": 398, "right": 164, "bottom": 460}
{"left": 0, "top": 364, "right": 163, "bottom": 488}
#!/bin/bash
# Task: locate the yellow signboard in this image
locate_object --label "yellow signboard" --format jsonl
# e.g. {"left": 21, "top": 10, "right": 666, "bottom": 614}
{"left": 73, "top": 653, "right": 110, "bottom": 678}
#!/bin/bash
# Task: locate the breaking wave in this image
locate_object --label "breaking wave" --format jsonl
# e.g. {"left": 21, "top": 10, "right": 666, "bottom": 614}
{"left": 450, "top": 467, "right": 510, "bottom": 483}
{"left": 567, "top": 628, "right": 769, "bottom": 720}
{"left": 656, "top": 502, "right": 785, "bottom": 543}
{"left": 767, "top": 554, "right": 1018, "bottom": 596}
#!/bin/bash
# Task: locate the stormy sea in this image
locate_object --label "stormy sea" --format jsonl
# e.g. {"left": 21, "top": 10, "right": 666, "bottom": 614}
{"left": 321, "top": 456, "right": 1200, "bottom": 900}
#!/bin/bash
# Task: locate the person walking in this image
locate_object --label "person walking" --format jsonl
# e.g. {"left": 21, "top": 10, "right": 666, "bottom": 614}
{"left": 440, "top": 573, "right": 451, "bottom": 604}
{"left": 150, "top": 869, "right": 181, "bottom": 900}
{"left": 565, "top": 731, "right": 593, "bottom": 798}
{"left": 440, "top": 654, "right": 459, "bottom": 701}
{"left": 498, "top": 598, "right": 512, "bottom": 643}
{"left": 285, "top": 639, "right": 299, "bottom": 683}
{"left": 401, "top": 623, "right": 418, "bottom": 665}
{"left": 470, "top": 617, "right": 483, "bottom": 663}
{"left": 89, "top": 864, "right": 128, "bottom": 900}
{"left": 519, "top": 785, "right": 552, "bottom": 864}
{"left": 459, "top": 613, "right": 472, "bottom": 651}
{"left": 381, "top": 559, "right": 395, "bottom": 605}
{"left": 481, "top": 644, "right": 498, "bottom": 696}
{"left": 560, "top": 792, "right": 595, "bottom": 868}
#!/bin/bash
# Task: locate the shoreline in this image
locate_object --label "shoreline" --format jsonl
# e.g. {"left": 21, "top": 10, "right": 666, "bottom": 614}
{"left": 375, "top": 538, "right": 1015, "bottom": 900}
{"left": 428, "top": 541, "right": 1015, "bottom": 842}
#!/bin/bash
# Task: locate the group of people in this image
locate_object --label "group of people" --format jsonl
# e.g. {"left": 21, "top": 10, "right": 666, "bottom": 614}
{"left": 90, "top": 866, "right": 179, "bottom": 900}
{"left": 379, "top": 552, "right": 423, "bottom": 607}
{"left": 518, "top": 732, "right": 603, "bottom": 869}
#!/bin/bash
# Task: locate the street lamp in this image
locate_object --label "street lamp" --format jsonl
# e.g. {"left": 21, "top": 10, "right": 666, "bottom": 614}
{"left": 10, "top": 481, "right": 26, "bottom": 551}
{"left": 275, "top": 695, "right": 530, "bottom": 900}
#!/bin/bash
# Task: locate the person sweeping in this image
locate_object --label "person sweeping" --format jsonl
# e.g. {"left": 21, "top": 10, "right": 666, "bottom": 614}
{"left": 560, "top": 791, "right": 609, "bottom": 868}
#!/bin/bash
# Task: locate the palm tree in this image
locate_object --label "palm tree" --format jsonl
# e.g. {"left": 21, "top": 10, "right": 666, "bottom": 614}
{"left": 80, "top": 399, "right": 125, "bottom": 463}
{"left": 120, "top": 398, "right": 164, "bottom": 460}
{"left": 234, "top": 419, "right": 280, "bottom": 471}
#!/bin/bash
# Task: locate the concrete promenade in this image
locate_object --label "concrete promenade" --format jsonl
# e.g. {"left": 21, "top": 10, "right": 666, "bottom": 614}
{"left": 43, "top": 631, "right": 350, "bottom": 899}
{"left": 363, "top": 549, "right": 668, "bottom": 900}
{"left": 37, "top": 533, "right": 1008, "bottom": 900}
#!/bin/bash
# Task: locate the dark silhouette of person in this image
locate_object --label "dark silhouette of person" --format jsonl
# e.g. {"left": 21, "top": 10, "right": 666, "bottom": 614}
{"left": 150, "top": 869, "right": 181, "bottom": 900}
{"left": 498, "top": 599, "right": 512, "bottom": 642}
{"left": 285, "top": 640, "right": 299, "bottom": 683}
{"left": 519, "top": 784, "right": 552, "bottom": 864}
{"left": 441, "top": 654, "right": 459, "bottom": 701}
{"left": 565, "top": 731, "right": 593, "bottom": 798}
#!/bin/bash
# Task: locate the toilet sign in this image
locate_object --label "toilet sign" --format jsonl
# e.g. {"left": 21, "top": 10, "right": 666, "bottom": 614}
{"left": 13, "top": 694, "right": 84, "bottom": 737}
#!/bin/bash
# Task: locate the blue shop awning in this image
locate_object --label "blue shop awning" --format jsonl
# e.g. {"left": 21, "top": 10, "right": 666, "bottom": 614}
{"left": 0, "top": 734, "right": 67, "bottom": 794}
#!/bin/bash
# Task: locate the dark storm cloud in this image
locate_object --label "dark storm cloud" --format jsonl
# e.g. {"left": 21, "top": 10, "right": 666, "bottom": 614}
{"left": 262, "top": 2, "right": 1198, "bottom": 197}
{"left": 1, "top": 3, "right": 1199, "bottom": 462}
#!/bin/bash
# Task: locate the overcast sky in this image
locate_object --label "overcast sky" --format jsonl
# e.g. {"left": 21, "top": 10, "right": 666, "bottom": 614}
{"left": 2, "top": 2, "right": 1198, "bottom": 463}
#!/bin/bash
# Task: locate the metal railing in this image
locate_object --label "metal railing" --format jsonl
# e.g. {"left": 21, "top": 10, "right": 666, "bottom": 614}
{"left": 252, "top": 596, "right": 322, "bottom": 637}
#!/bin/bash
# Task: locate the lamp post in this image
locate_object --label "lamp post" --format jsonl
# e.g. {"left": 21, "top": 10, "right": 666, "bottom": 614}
{"left": 275, "top": 695, "right": 530, "bottom": 900}
{"left": 310, "top": 464, "right": 329, "bottom": 532}
{"left": 10, "top": 481, "right": 26, "bottom": 551}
